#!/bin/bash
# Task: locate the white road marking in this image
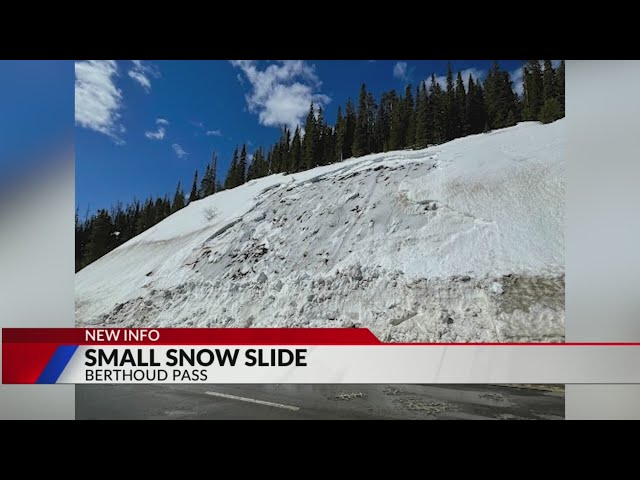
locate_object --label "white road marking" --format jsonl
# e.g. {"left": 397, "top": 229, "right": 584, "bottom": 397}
{"left": 205, "top": 391, "right": 300, "bottom": 411}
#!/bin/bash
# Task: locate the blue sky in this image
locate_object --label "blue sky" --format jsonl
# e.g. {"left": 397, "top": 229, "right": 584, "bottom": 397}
{"left": 0, "top": 61, "right": 73, "bottom": 179}
{"left": 76, "top": 60, "right": 528, "bottom": 216}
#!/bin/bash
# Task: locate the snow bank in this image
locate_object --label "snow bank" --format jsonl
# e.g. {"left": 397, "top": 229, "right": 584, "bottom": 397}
{"left": 76, "top": 120, "right": 565, "bottom": 342}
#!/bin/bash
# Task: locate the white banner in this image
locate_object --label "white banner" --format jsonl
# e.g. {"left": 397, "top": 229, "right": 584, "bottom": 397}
{"left": 54, "top": 345, "right": 640, "bottom": 384}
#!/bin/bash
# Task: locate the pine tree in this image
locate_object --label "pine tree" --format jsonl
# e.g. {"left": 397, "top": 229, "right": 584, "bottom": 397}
{"left": 389, "top": 90, "right": 405, "bottom": 150}
{"left": 265, "top": 148, "right": 273, "bottom": 176}
{"left": 365, "top": 92, "right": 377, "bottom": 153}
{"left": 290, "top": 126, "right": 302, "bottom": 171}
{"left": 284, "top": 127, "right": 292, "bottom": 171}
{"left": 539, "top": 97, "right": 562, "bottom": 124}
{"left": 484, "top": 62, "right": 499, "bottom": 127}
{"left": 272, "top": 127, "right": 291, "bottom": 173}
{"left": 415, "top": 81, "right": 430, "bottom": 148}
{"left": 403, "top": 84, "right": 415, "bottom": 147}
{"left": 539, "top": 60, "right": 562, "bottom": 124}
{"left": 164, "top": 195, "right": 171, "bottom": 218}
{"left": 322, "top": 122, "right": 336, "bottom": 166}
{"left": 302, "top": 104, "right": 316, "bottom": 169}
{"left": 86, "top": 209, "right": 114, "bottom": 264}
{"left": 238, "top": 144, "right": 248, "bottom": 185}
{"left": 134, "top": 201, "right": 146, "bottom": 234}
{"left": 259, "top": 147, "right": 268, "bottom": 178}
{"left": 556, "top": 60, "right": 565, "bottom": 117}
{"left": 143, "top": 197, "right": 155, "bottom": 229}
{"left": 475, "top": 78, "right": 488, "bottom": 133}
{"left": 506, "top": 71, "right": 521, "bottom": 126}
{"left": 344, "top": 98, "right": 356, "bottom": 159}
{"left": 522, "top": 60, "right": 544, "bottom": 121}
{"left": 378, "top": 90, "right": 397, "bottom": 151}
{"left": 444, "top": 62, "right": 458, "bottom": 140}
{"left": 410, "top": 84, "right": 421, "bottom": 148}
{"left": 209, "top": 151, "right": 218, "bottom": 196}
{"left": 131, "top": 200, "right": 141, "bottom": 234}
{"left": 189, "top": 170, "right": 199, "bottom": 203}
{"left": 466, "top": 74, "right": 481, "bottom": 134}
{"left": 75, "top": 208, "right": 87, "bottom": 271}
{"left": 352, "top": 83, "right": 370, "bottom": 157}
{"left": 485, "top": 61, "right": 519, "bottom": 129}
{"left": 171, "top": 181, "right": 185, "bottom": 213}
{"left": 455, "top": 71, "right": 468, "bottom": 136}
{"left": 374, "top": 91, "right": 388, "bottom": 151}
{"left": 316, "top": 108, "right": 326, "bottom": 165}
{"left": 154, "top": 197, "right": 165, "bottom": 224}
{"left": 199, "top": 164, "right": 211, "bottom": 198}
{"left": 271, "top": 140, "right": 282, "bottom": 174}
{"left": 429, "top": 74, "right": 445, "bottom": 144}
{"left": 200, "top": 152, "right": 218, "bottom": 197}
{"left": 224, "top": 147, "right": 239, "bottom": 190}
{"left": 542, "top": 60, "right": 556, "bottom": 101}
{"left": 114, "top": 202, "right": 131, "bottom": 244}
{"left": 334, "top": 106, "right": 345, "bottom": 161}
{"left": 246, "top": 147, "right": 258, "bottom": 180}
{"left": 258, "top": 147, "right": 269, "bottom": 178}
{"left": 111, "top": 202, "right": 127, "bottom": 247}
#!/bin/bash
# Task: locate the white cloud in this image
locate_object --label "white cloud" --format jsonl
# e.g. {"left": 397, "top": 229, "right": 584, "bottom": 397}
{"left": 431, "top": 75, "right": 447, "bottom": 90}
{"left": 191, "top": 121, "right": 222, "bottom": 137}
{"left": 510, "top": 62, "right": 562, "bottom": 97}
{"left": 393, "top": 62, "right": 409, "bottom": 81}
{"left": 432, "top": 67, "right": 486, "bottom": 92}
{"left": 172, "top": 143, "right": 188, "bottom": 158}
{"left": 145, "top": 128, "right": 165, "bottom": 140}
{"left": 510, "top": 66, "right": 525, "bottom": 96}
{"left": 75, "top": 60, "right": 125, "bottom": 144}
{"left": 144, "top": 118, "right": 169, "bottom": 140}
{"left": 231, "top": 60, "right": 330, "bottom": 131}
{"left": 459, "top": 68, "right": 486, "bottom": 88}
{"left": 128, "top": 60, "right": 160, "bottom": 92}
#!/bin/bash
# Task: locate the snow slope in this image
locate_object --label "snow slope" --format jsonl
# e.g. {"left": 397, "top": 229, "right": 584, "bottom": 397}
{"left": 76, "top": 120, "right": 565, "bottom": 342}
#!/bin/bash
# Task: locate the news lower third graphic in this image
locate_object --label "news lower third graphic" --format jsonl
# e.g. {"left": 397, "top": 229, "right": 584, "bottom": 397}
{"left": 2, "top": 328, "right": 640, "bottom": 385}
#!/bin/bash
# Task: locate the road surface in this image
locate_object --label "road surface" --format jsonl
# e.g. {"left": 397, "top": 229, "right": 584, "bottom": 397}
{"left": 76, "top": 384, "right": 564, "bottom": 420}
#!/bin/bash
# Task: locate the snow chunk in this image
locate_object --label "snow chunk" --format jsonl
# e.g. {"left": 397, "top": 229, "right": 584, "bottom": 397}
{"left": 256, "top": 272, "right": 268, "bottom": 284}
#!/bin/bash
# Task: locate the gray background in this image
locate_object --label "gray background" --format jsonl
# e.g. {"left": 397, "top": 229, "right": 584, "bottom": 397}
{"left": 0, "top": 151, "right": 75, "bottom": 419}
{"left": 566, "top": 60, "right": 640, "bottom": 419}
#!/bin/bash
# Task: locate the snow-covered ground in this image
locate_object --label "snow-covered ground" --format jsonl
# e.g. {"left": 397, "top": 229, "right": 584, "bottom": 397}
{"left": 76, "top": 120, "right": 565, "bottom": 342}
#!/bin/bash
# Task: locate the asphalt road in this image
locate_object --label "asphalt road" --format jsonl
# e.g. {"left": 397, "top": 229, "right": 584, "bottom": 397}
{"left": 76, "top": 384, "right": 564, "bottom": 420}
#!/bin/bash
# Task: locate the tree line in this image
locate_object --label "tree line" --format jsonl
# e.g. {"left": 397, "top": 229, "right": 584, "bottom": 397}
{"left": 76, "top": 60, "right": 564, "bottom": 272}
{"left": 75, "top": 152, "right": 222, "bottom": 271}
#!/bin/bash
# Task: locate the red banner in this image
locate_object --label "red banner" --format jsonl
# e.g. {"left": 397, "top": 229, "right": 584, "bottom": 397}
{"left": 2, "top": 328, "right": 382, "bottom": 345}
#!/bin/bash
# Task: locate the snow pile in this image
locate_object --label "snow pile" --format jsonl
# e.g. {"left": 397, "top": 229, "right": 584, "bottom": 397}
{"left": 76, "top": 120, "right": 565, "bottom": 342}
